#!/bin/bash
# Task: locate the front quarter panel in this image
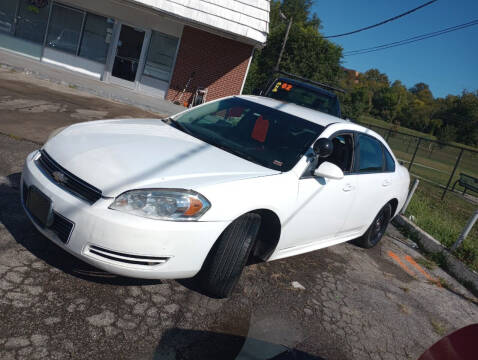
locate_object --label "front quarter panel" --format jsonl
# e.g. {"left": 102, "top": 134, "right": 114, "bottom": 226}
{"left": 196, "top": 172, "right": 298, "bottom": 224}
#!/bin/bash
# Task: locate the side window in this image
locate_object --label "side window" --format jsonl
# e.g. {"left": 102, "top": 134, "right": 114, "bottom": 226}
{"left": 356, "top": 134, "right": 384, "bottom": 173}
{"left": 384, "top": 147, "right": 396, "bottom": 172}
{"left": 317, "top": 133, "right": 354, "bottom": 173}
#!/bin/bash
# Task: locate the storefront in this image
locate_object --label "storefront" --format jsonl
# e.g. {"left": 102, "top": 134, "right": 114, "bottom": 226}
{"left": 0, "top": 0, "right": 268, "bottom": 101}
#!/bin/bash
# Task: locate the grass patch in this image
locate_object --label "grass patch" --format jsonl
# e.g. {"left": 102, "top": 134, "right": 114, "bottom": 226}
{"left": 430, "top": 319, "right": 447, "bottom": 336}
{"left": 68, "top": 84, "right": 78, "bottom": 89}
{"left": 405, "top": 181, "right": 478, "bottom": 272}
{"left": 437, "top": 277, "right": 451, "bottom": 289}
{"left": 416, "top": 257, "right": 437, "bottom": 270}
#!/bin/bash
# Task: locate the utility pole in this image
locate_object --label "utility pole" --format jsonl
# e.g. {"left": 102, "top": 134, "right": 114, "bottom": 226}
{"left": 275, "top": 13, "right": 292, "bottom": 72}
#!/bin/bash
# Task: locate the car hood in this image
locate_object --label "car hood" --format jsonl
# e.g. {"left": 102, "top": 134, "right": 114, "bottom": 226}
{"left": 43, "top": 119, "right": 280, "bottom": 197}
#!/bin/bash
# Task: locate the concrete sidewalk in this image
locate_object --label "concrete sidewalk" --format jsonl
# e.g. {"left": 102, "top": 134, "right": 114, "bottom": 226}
{"left": 0, "top": 49, "right": 184, "bottom": 116}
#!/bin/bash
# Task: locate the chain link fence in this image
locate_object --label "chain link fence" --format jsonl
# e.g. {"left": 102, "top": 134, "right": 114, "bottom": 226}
{"left": 359, "top": 123, "right": 478, "bottom": 200}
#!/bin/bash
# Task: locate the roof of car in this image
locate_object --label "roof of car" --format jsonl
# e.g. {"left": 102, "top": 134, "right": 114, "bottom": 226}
{"left": 275, "top": 77, "right": 338, "bottom": 98}
{"left": 237, "top": 95, "right": 347, "bottom": 127}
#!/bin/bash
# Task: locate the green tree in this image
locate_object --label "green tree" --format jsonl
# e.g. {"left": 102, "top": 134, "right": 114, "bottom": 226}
{"left": 243, "top": 0, "right": 342, "bottom": 94}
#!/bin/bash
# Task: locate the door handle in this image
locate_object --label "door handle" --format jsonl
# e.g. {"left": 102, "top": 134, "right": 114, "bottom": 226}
{"left": 382, "top": 179, "right": 392, "bottom": 187}
{"left": 343, "top": 183, "right": 354, "bottom": 192}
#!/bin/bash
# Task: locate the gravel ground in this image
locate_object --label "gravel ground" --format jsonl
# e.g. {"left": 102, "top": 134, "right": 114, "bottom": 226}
{"left": 0, "top": 73, "right": 477, "bottom": 360}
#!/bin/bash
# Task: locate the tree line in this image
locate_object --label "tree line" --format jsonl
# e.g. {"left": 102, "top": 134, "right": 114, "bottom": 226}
{"left": 244, "top": 0, "right": 478, "bottom": 147}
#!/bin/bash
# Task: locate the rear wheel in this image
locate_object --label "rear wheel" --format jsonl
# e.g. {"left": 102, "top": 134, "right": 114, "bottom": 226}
{"left": 198, "top": 213, "right": 261, "bottom": 298}
{"left": 353, "top": 203, "right": 391, "bottom": 249}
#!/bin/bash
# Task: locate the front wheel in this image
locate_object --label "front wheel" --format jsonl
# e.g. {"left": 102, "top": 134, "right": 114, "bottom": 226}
{"left": 197, "top": 213, "right": 261, "bottom": 298}
{"left": 353, "top": 203, "right": 391, "bottom": 249}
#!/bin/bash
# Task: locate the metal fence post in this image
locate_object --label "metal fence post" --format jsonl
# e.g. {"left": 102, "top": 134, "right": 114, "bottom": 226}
{"left": 401, "top": 179, "right": 419, "bottom": 215}
{"left": 451, "top": 210, "right": 478, "bottom": 251}
{"left": 386, "top": 128, "right": 392, "bottom": 141}
{"left": 441, "top": 148, "right": 464, "bottom": 200}
{"left": 406, "top": 137, "right": 413, "bottom": 153}
{"left": 408, "top": 138, "right": 422, "bottom": 171}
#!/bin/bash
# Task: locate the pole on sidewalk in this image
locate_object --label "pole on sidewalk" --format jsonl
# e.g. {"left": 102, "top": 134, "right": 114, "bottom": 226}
{"left": 451, "top": 210, "right": 478, "bottom": 251}
{"left": 400, "top": 178, "right": 419, "bottom": 215}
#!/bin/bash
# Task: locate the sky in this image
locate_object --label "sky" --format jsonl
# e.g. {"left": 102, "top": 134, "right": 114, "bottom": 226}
{"left": 312, "top": 0, "right": 478, "bottom": 98}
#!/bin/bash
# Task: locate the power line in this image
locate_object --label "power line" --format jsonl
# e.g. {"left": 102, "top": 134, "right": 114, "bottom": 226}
{"left": 323, "top": 0, "right": 438, "bottom": 39}
{"left": 343, "top": 20, "right": 478, "bottom": 56}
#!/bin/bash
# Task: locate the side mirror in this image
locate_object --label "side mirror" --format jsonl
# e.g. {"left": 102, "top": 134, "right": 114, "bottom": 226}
{"left": 313, "top": 138, "right": 333, "bottom": 158}
{"left": 314, "top": 161, "right": 344, "bottom": 180}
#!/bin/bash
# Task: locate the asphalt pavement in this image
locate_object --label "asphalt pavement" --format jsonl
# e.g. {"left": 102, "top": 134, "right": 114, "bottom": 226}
{"left": 0, "top": 69, "right": 477, "bottom": 360}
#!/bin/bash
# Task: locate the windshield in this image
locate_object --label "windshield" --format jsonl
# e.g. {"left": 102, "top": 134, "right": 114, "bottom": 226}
{"left": 172, "top": 97, "right": 324, "bottom": 171}
{"left": 266, "top": 79, "right": 341, "bottom": 117}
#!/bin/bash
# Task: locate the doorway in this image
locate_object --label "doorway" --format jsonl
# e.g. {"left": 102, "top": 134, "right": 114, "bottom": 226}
{"left": 110, "top": 24, "right": 146, "bottom": 86}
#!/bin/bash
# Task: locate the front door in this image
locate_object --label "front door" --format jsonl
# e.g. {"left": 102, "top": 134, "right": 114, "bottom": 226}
{"left": 111, "top": 24, "right": 146, "bottom": 87}
{"left": 279, "top": 133, "right": 359, "bottom": 251}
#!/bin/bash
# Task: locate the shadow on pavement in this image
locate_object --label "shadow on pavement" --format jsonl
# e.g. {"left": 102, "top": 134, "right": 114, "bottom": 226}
{"left": 153, "top": 328, "right": 325, "bottom": 360}
{"left": 0, "top": 172, "right": 161, "bottom": 286}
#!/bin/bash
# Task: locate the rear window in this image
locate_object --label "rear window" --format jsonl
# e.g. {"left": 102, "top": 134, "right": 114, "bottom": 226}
{"left": 384, "top": 147, "right": 396, "bottom": 172}
{"left": 266, "top": 79, "right": 340, "bottom": 117}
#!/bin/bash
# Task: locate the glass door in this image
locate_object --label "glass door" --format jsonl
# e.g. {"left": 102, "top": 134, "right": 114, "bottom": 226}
{"left": 0, "top": 0, "right": 19, "bottom": 35}
{"left": 111, "top": 24, "right": 146, "bottom": 87}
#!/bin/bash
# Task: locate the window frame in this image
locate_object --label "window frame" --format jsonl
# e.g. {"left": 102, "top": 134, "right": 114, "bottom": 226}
{"left": 142, "top": 30, "right": 180, "bottom": 83}
{"left": 301, "top": 129, "right": 396, "bottom": 179}
{"left": 382, "top": 144, "right": 396, "bottom": 173}
{"left": 301, "top": 130, "right": 355, "bottom": 179}
{"left": 324, "top": 131, "right": 355, "bottom": 175}
{"left": 45, "top": 2, "right": 86, "bottom": 56}
{"left": 353, "top": 133, "right": 386, "bottom": 174}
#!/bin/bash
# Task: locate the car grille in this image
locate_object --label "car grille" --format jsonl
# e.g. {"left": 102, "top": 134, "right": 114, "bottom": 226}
{"left": 88, "top": 245, "right": 169, "bottom": 266}
{"left": 22, "top": 182, "right": 74, "bottom": 244}
{"left": 36, "top": 150, "right": 102, "bottom": 204}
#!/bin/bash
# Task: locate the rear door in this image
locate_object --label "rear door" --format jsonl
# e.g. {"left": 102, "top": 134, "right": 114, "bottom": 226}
{"left": 346, "top": 133, "right": 395, "bottom": 234}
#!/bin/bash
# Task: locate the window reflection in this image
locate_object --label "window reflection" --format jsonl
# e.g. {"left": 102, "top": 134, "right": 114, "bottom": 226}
{"left": 144, "top": 31, "right": 179, "bottom": 82}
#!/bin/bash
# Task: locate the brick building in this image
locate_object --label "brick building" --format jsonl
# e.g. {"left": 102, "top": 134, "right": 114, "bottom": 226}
{"left": 0, "top": 0, "right": 270, "bottom": 104}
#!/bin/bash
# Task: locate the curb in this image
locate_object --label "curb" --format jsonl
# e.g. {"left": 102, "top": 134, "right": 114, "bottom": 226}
{"left": 393, "top": 215, "right": 478, "bottom": 297}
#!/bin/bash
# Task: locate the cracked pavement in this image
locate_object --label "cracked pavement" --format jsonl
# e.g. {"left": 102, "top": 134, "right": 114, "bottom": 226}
{"left": 0, "top": 70, "right": 477, "bottom": 360}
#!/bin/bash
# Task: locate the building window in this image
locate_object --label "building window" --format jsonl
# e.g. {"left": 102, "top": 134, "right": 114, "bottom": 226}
{"left": 15, "top": 0, "right": 50, "bottom": 44}
{"left": 78, "top": 14, "right": 113, "bottom": 63}
{"left": 143, "top": 31, "right": 179, "bottom": 82}
{"left": 0, "top": 0, "right": 18, "bottom": 34}
{"left": 46, "top": 3, "right": 84, "bottom": 55}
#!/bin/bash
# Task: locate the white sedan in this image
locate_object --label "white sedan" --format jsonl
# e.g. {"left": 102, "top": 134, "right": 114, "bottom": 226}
{"left": 22, "top": 95, "right": 410, "bottom": 297}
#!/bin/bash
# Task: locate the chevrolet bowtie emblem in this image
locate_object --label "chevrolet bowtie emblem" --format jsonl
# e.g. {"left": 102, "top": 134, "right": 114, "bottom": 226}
{"left": 52, "top": 171, "right": 67, "bottom": 184}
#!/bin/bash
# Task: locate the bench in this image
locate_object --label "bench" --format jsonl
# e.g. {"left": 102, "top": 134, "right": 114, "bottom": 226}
{"left": 452, "top": 173, "right": 478, "bottom": 195}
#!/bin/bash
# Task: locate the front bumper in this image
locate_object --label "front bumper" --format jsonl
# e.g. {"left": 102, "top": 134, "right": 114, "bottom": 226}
{"left": 21, "top": 151, "right": 229, "bottom": 279}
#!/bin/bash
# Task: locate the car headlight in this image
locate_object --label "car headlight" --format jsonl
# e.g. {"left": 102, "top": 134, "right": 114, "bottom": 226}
{"left": 109, "top": 189, "right": 211, "bottom": 221}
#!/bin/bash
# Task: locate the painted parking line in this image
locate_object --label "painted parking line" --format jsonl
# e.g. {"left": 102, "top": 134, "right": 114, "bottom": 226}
{"left": 404, "top": 255, "right": 441, "bottom": 287}
{"left": 387, "top": 251, "right": 416, "bottom": 277}
{"left": 387, "top": 251, "right": 442, "bottom": 287}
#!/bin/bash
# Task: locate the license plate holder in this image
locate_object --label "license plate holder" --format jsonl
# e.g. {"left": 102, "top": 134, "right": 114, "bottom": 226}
{"left": 26, "top": 186, "right": 52, "bottom": 227}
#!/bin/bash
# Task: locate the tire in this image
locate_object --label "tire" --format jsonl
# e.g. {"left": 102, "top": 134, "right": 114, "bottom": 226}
{"left": 198, "top": 213, "right": 261, "bottom": 298}
{"left": 353, "top": 203, "right": 392, "bottom": 249}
